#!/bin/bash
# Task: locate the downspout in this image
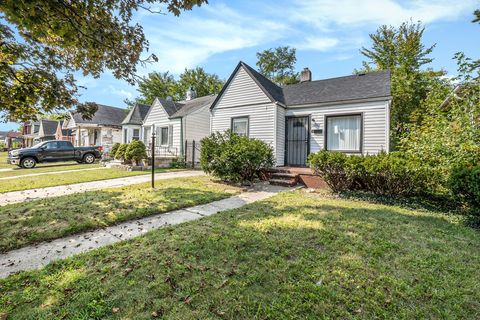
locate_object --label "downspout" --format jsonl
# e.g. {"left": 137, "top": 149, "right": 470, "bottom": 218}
{"left": 180, "top": 116, "right": 184, "bottom": 156}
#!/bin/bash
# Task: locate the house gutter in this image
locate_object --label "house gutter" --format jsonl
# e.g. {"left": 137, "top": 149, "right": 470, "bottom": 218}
{"left": 180, "top": 116, "right": 184, "bottom": 156}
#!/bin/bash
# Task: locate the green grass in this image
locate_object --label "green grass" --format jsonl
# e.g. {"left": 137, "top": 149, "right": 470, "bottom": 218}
{"left": 0, "top": 176, "right": 240, "bottom": 252}
{"left": 0, "top": 152, "right": 10, "bottom": 168}
{"left": 1, "top": 190, "right": 479, "bottom": 319}
{"left": 0, "top": 168, "right": 175, "bottom": 193}
{"left": 0, "top": 163, "right": 103, "bottom": 178}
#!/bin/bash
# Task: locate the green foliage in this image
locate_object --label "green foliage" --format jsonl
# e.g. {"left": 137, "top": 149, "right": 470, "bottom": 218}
{"left": 359, "top": 21, "right": 445, "bottom": 149}
{"left": 309, "top": 151, "right": 435, "bottom": 196}
{"left": 0, "top": 0, "right": 207, "bottom": 121}
{"left": 125, "top": 140, "right": 147, "bottom": 165}
{"left": 170, "top": 156, "right": 186, "bottom": 169}
{"left": 449, "top": 165, "right": 480, "bottom": 209}
{"left": 115, "top": 143, "right": 129, "bottom": 161}
{"left": 256, "top": 46, "right": 299, "bottom": 85}
{"left": 110, "top": 143, "right": 121, "bottom": 158}
{"left": 128, "top": 67, "right": 224, "bottom": 105}
{"left": 200, "top": 131, "right": 275, "bottom": 183}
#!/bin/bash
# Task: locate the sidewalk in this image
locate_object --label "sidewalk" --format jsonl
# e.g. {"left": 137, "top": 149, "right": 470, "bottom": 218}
{"left": 0, "top": 183, "right": 291, "bottom": 278}
{"left": 0, "top": 170, "right": 205, "bottom": 206}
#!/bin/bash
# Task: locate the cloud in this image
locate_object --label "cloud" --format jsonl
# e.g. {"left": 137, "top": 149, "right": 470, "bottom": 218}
{"left": 141, "top": 3, "right": 288, "bottom": 73}
{"left": 295, "top": 37, "right": 339, "bottom": 51}
{"left": 290, "top": 0, "right": 478, "bottom": 30}
{"left": 107, "top": 85, "right": 134, "bottom": 100}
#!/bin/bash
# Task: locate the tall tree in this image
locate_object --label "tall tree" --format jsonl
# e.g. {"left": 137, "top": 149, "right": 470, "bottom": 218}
{"left": 256, "top": 46, "right": 299, "bottom": 85}
{"left": 360, "top": 21, "right": 444, "bottom": 148}
{"left": 176, "top": 67, "right": 224, "bottom": 100}
{"left": 0, "top": 0, "right": 206, "bottom": 122}
{"left": 127, "top": 71, "right": 177, "bottom": 106}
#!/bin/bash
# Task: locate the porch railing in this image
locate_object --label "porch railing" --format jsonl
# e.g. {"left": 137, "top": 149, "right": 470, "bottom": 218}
{"left": 147, "top": 146, "right": 179, "bottom": 157}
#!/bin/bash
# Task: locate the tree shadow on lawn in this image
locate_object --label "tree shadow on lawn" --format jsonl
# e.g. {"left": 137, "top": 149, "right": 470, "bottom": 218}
{"left": 2, "top": 192, "right": 479, "bottom": 319}
{"left": 0, "top": 186, "right": 233, "bottom": 252}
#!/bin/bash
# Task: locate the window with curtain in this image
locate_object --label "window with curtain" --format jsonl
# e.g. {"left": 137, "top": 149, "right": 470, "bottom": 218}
{"left": 232, "top": 117, "right": 249, "bottom": 136}
{"left": 132, "top": 129, "right": 140, "bottom": 140}
{"left": 326, "top": 114, "right": 361, "bottom": 152}
{"left": 143, "top": 127, "right": 151, "bottom": 144}
{"left": 123, "top": 129, "right": 128, "bottom": 143}
{"left": 160, "top": 127, "right": 169, "bottom": 145}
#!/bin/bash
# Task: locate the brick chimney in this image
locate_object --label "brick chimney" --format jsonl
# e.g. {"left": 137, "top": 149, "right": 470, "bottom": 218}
{"left": 186, "top": 86, "right": 197, "bottom": 101}
{"left": 300, "top": 67, "right": 312, "bottom": 82}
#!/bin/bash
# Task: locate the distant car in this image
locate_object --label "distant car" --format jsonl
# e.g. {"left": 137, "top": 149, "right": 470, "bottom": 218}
{"left": 7, "top": 141, "right": 103, "bottom": 169}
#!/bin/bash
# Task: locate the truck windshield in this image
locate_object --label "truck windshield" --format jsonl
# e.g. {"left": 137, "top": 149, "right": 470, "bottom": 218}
{"left": 31, "top": 142, "right": 45, "bottom": 149}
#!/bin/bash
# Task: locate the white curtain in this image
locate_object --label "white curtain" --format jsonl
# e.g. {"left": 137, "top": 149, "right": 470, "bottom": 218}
{"left": 327, "top": 115, "right": 361, "bottom": 151}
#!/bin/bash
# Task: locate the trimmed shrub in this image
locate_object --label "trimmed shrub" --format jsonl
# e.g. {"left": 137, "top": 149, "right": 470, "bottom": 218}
{"left": 308, "top": 150, "right": 352, "bottom": 192}
{"left": 170, "top": 156, "right": 186, "bottom": 169}
{"left": 110, "top": 143, "right": 121, "bottom": 158}
{"left": 200, "top": 130, "right": 275, "bottom": 184}
{"left": 309, "top": 150, "right": 435, "bottom": 196}
{"left": 449, "top": 165, "right": 480, "bottom": 208}
{"left": 115, "top": 143, "right": 128, "bottom": 161}
{"left": 125, "top": 140, "right": 147, "bottom": 166}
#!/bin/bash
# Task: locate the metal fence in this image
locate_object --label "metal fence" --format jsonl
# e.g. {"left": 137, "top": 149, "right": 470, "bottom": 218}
{"left": 184, "top": 140, "right": 201, "bottom": 168}
{"left": 147, "top": 146, "right": 179, "bottom": 157}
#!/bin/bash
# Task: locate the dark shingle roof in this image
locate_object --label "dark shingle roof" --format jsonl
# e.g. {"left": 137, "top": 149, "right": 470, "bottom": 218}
{"left": 170, "top": 95, "right": 217, "bottom": 118}
{"left": 122, "top": 103, "right": 151, "bottom": 125}
{"left": 41, "top": 120, "right": 59, "bottom": 136}
{"left": 72, "top": 104, "right": 127, "bottom": 127}
{"left": 212, "top": 62, "right": 391, "bottom": 109}
{"left": 157, "top": 98, "right": 183, "bottom": 117}
{"left": 282, "top": 71, "right": 391, "bottom": 106}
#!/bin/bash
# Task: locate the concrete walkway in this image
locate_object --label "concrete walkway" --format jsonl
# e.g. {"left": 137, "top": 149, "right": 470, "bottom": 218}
{"left": 0, "top": 170, "right": 205, "bottom": 206}
{"left": 0, "top": 166, "right": 107, "bottom": 181}
{"left": 0, "top": 183, "right": 290, "bottom": 278}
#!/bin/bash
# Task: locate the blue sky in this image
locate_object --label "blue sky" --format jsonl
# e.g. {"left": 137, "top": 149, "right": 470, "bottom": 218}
{"left": 1, "top": 0, "right": 479, "bottom": 131}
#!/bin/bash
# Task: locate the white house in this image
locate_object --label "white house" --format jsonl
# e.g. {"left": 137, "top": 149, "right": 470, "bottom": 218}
{"left": 63, "top": 104, "right": 126, "bottom": 152}
{"left": 210, "top": 61, "right": 391, "bottom": 167}
{"left": 141, "top": 89, "right": 216, "bottom": 159}
{"left": 121, "top": 103, "right": 151, "bottom": 144}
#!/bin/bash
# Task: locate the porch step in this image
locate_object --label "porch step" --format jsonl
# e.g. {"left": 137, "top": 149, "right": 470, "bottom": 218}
{"left": 271, "top": 172, "right": 298, "bottom": 179}
{"left": 269, "top": 178, "right": 298, "bottom": 187}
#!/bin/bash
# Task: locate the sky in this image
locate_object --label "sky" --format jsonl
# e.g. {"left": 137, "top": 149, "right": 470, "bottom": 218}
{"left": 1, "top": 0, "right": 479, "bottom": 131}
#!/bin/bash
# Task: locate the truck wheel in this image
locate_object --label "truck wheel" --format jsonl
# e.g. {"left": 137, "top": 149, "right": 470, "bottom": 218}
{"left": 83, "top": 153, "right": 95, "bottom": 164}
{"left": 21, "top": 157, "right": 37, "bottom": 169}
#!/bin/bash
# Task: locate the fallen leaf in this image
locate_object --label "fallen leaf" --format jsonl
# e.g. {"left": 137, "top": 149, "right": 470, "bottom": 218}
{"left": 112, "top": 307, "right": 120, "bottom": 313}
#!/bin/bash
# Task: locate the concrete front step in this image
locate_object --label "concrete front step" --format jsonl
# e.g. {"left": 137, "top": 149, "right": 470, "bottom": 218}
{"left": 269, "top": 178, "right": 298, "bottom": 187}
{"left": 271, "top": 172, "right": 298, "bottom": 179}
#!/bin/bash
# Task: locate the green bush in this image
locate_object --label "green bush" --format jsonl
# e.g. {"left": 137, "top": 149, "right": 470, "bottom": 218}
{"left": 115, "top": 143, "right": 128, "bottom": 161}
{"left": 200, "top": 130, "right": 275, "bottom": 184}
{"left": 308, "top": 151, "right": 435, "bottom": 196}
{"left": 308, "top": 150, "right": 353, "bottom": 192}
{"left": 170, "top": 156, "right": 186, "bottom": 169}
{"left": 125, "top": 140, "right": 147, "bottom": 166}
{"left": 110, "top": 143, "right": 120, "bottom": 157}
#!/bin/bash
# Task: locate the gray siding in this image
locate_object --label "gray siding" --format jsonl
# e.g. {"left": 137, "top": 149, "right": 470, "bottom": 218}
{"left": 276, "top": 106, "right": 286, "bottom": 166}
{"left": 285, "top": 100, "right": 389, "bottom": 155}
{"left": 143, "top": 99, "right": 182, "bottom": 151}
{"left": 184, "top": 105, "right": 210, "bottom": 142}
{"left": 211, "top": 103, "right": 276, "bottom": 150}
{"left": 216, "top": 67, "right": 271, "bottom": 109}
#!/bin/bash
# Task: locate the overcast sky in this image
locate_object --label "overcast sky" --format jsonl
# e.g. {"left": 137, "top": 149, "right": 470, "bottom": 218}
{"left": 1, "top": 0, "right": 478, "bottom": 131}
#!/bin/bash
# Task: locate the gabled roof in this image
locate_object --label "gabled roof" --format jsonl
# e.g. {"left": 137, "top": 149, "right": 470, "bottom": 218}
{"left": 56, "top": 121, "right": 73, "bottom": 136}
{"left": 40, "top": 120, "right": 59, "bottom": 136}
{"left": 170, "top": 94, "right": 217, "bottom": 118}
{"left": 211, "top": 61, "right": 391, "bottom": 109}
{"left": 122, "top": 103, "right": 151, "bottom": 125}
{"left": 71, "top": 104, "right": 127, "bottom": 127}
{"left": 157, "top": 98, "right": 183, "bottom": 117}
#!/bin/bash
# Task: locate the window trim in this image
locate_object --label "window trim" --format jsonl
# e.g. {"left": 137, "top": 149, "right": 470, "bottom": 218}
{"left": 231, "top": 116, "right": 249, "bottom": 137}
{"left": 132, "top": 128, "right": 140, "bottom": 141}
{"left": 324, "top": 113, "right": 363, "bottom": 154}
{"left": 160, "top": 126, "right": 169, "bottom": 146}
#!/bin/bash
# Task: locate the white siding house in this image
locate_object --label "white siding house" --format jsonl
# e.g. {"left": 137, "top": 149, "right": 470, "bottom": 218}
{"left": 121, "top": 103, "right": 151, "bottom": 144}
{"left": 210, "top": 62, "right": 392, "bottom": 167}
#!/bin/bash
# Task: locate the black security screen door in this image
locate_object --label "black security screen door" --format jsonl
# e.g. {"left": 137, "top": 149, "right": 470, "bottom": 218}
{"left": 285, "top": 116, "right": 310, "bottom": 166}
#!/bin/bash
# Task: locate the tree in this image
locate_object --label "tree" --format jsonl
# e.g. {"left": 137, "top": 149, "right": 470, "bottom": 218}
{"left": 176, "top": 67, "right": 224, "bottom": 100}
{"left": 474, "top": 9, "right": 480, "bottom": 23}
{"left": 127, "top": 71, "right": 177, "bottom": 106}
{"left": 125, "top": 140, "right": 147, "bottom": 166}
{"left": 0, "top": 0, "right": 207, "bottom": 122}
{"left": 256, "top": 46, "right": 299, "bottom": 85}
{"left": 359, "top": 21, "right": 444, "bottom": 149}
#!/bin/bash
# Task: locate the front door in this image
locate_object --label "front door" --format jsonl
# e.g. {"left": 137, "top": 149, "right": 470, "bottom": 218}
{"left": 285, "top": 116, "right": 310, "bottom": 166}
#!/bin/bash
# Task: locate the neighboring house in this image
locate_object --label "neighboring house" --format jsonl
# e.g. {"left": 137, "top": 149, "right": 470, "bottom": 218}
{"left": 38, "top": 119, "right": 58, "bottom": 142}
{"left": 1, "top": 131, "right": 22, "bottom": 150}
{"left": 63, "top": 104, "right": 126, "bottom": 152}
{"left": 142, "top": 89, "right": 216, "bottom": 158}
{"left": 210, "top": 61, "right": 391, "bottom": 167}
{"left": 121, "top": 103, "right": 151, "bottom": 144}
{"left": 21, "top": 121, "right": 40, "bottom": 147}
{"left": 55, "top": 121, "right": 74, "bottom": 142}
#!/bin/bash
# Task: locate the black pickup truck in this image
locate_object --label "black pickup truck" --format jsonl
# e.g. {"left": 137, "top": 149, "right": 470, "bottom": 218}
{"left": 7, "top": 140, "right": 103, "bottom": 168}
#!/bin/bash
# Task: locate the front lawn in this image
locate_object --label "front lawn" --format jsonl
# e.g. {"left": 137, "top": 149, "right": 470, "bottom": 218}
{"left": 1, "top": 190, "right": 479, "bottom": 319}
{"left": 0, "top": 162, "right": 102, "bottom": 178}
{"left": 0, "top": 168, "right": 174, "bottom": 193}
{"left": 0, "top": 176, "right": 241, "bottom": 251}
{"left": 0, "top": 151, "right": 10, "bottom": 168}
